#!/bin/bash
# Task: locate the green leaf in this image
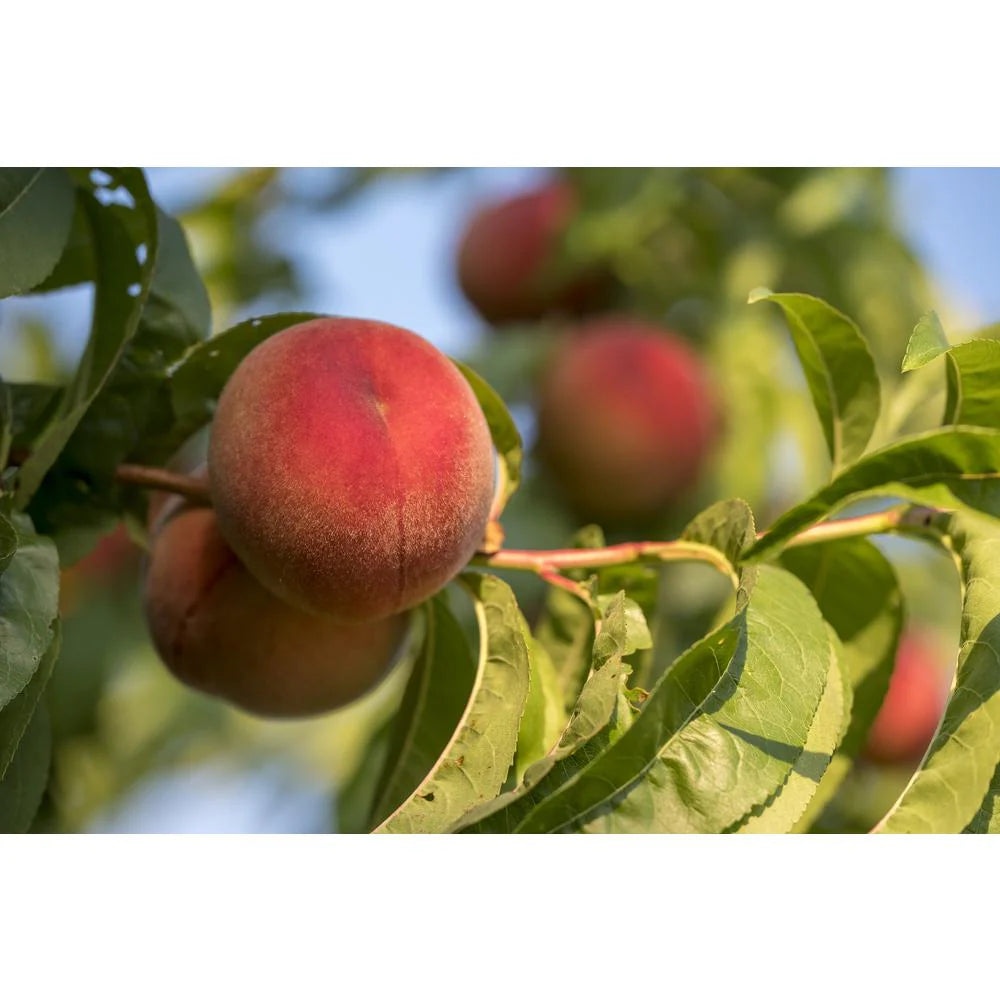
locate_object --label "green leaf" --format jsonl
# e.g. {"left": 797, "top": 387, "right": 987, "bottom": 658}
{"left": 368, "top": 596, "right": 477, "bottom": 829}
{"left": 0, "top": 168, "right": 75, "bottom": 298}
{"left": 944, "top": 339, "right": 1000, "bottom": 429}
{"left": 453, "top": 360, "right": 523, "bottom": 518}
{"left": 681, "top": 498, "right": 757, "bottom": 582}
{"left": 0, "top": 510, "right": 16, "bottom": 577}
{"left": 778, "top": 538, "right": 903, "bottom": 831}
{"left": 24, "top": 210, "right": 210, "bottom": 549}
{"left": 148, "top": 208, "right": 211, "bottom": 338}
{"left": 7, "top": 383, "right": 62, "bottom": 456}
{"left": 0, "top": 514, "right": 60, "bottom": 711}
{"left": 964, "top": 761, "right": 1000, "bottom": 834}
{"left": 745, "top": 427, "right": 1000, "bottom": 563}
{"left": 514, "top": 638, "right": 568, "bottom": 783}
{"left": 14, "top": 169, "right": 158, "bottom": 505}
{"left": 0, "top": 620, "right": 60, "bottom": 780}
{"left": 736, "top": 644, "right": 847, "bottom": 833}
{"left": 0, "top": 703, "right": 51, "bottom": 833}
{"left": 902, "top": 311, "right": 950, "bottom": 372}
{"left": 780, "top": 538, "right": 903, "bottom": 759}
{"left": 168, "top": 312, "right": 323, "bottom": 439}
{"left": 876, "top": 511, "right": 1000, "bottom": 833}
{"left": 749, "top": 290, "right": 880, "bottom": 473}
{"left": 454, "top": 592, "right": 641, "bottom": 833}
{"left": 31, "top": 194, "right": 94, "bottom": 292}
{"left": 534, "top": 525, "right": 604, "bottom": 712}
{"left": 514, "top": 566, "right": 833, "bottom": 834}
{"left": 374, "top": 574, "right": 531, "bottom": 833}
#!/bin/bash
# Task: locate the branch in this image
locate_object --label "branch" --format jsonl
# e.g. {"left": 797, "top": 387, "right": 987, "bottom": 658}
{"left": 114, "top": 465, "right": 211, "bottom": 505}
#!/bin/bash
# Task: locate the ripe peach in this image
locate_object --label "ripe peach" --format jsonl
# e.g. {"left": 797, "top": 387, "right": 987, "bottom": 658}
{"left": 865, "top": 632, "right": 949, "bottom": 764}
{"left": 456, "top": 180, "right": 602, "bottom": 324}
{"left": 144, "top": 498, "right": 410, "bottom": 718}
{"left": 536, "top": 317, "right": 718, "bottom": 524}
{"left": 208, "top": 317, "right": 495, "bottom": 621}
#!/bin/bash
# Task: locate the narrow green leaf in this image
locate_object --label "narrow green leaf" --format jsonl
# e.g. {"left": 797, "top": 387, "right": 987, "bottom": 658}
{"left": 374, "top": 574, "right": 531, "bottom": 833}
{"left": 15, "top": 169, "right": 158, "bottom": 505}
{"left": 453, "top": 360, "right": 523, "bottom": 517}
{"left": 0, "top": 514, "right": 60, "bottom": 711}
{"left": 368, "top": 597, "right": 477, "bottom": 829}
{"left": 0, "top": 703, "right": 51, "bottom": 833}
{"left": 749, "top": 290, "right": 880, "bottom": 473}
{"left": 454, "top": 592, "right": 641, "bottom": 833}
{"left": 902, "top": 311, "right": 950, "bottom": 372}
{"left": 0, "top": 168, "right": 75, "bottom": 298}
{"left": 944, "top": 340, "right": 1000, "bottom": 429}
{"left": 534, "top": 526, "right": 604, "bottom": 711}
{"left": 0, "top": 620, "right": 60, "bottom": 780}
{"left": 876, "top": 511, "right": 1000, "bottom": 833}
{"left": 515, "top": 566, "right": 832, "bottom": 834}
{"left": 149, "top": 208, "right": 211, "bottom": 338}
{"left": 745, "top": 427, "right": 1000, "bottom": 563}
{"left": 737, "top": 646, "right": 846, "bottom": 833}
{"left": 514, "top": 638, "right": 568, "bottom": 782}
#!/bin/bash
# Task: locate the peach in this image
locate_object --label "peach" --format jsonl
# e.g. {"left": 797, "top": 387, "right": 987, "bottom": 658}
{"left": 144, "top": 498, "right": 410, "bottom": 718}
{"left": 208, "top": 317, "right": 495, "bottom": 621}
{"left": 865, "top": 632, "right": 949, "bottom": 764}
{"left": 536, "top": 317, "right": 718, "bottom": 524}
{"left": 456, "top": 180, "right": 603, "bottom": 324}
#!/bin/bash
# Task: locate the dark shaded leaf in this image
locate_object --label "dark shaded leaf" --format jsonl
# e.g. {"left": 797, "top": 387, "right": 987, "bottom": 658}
{"left": 0, "top": 513, "right": 60, "bottom": 711}
{"left": 0, "top": 168, "right": 75, "bottom": 298}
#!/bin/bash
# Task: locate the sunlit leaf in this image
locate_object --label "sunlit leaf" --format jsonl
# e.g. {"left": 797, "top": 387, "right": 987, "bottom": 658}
{"left": 374, "top": 574, "right": 531, "bottom": 833}
{"left": 455, "top": 592, "right": 640, "bottom": 833}
{"left": 876, "top": 511, "right": 1000, "bottom": 833}
{"left": 902, "top": 311, "right": 950, "bottom": 372}
{"left": 944, "top": 339, "right": 1000, "bottom": 430}
{"left": 778, "top": 538, "right": 903, "bottom": 830}
{"left": 736, "top": 644, "right": 846, "bottom": 833}
{"left": 749, "top": 289, "right": 880, "bottom": 473}
{"left": 746, "top": 427, "right": 1000, "bottom": 563}
{"left": 512, "top": 566, "right": 833, "bottom": 833}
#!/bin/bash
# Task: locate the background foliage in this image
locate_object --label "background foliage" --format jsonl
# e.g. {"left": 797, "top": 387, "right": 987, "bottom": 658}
{"left": 1, "top": 167, "right": 997, "bottom": 833}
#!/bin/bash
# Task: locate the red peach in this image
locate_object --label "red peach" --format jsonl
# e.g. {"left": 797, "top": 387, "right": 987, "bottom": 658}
{"left": 208, "top": 317, "right": 495, "bottom": 621}
{"left": 144, "top": 499, "right": 410, "bottom": 718}
{"left": 456, "top": 181, "right": 602, "bottom": 324}
{"left": 865, "top": 632, "right": 949, "bottom": 764}
{"left": 536, "top": 317, "right": 719, "bottom": 524}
